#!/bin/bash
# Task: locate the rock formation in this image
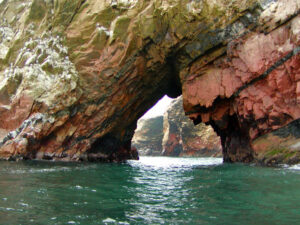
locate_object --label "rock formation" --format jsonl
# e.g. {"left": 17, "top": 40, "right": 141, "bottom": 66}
{"left": 132, "top": 96, "right": 221, "bottom": 157}
{"left": 0, "top": 0, "right": 299, "bottom": 164}
{"left": 132, "top": 116, "right": 163, "bottom": 156}
{"left": 162, "top": 96, "right": 221, "bottom": 157}
{"left": 182, "top": 1, "right": 300, "bottom": 164}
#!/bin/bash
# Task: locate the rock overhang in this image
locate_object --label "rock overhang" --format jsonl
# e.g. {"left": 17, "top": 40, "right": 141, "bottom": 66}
{"left": 0, "top": 0, "right": 299, "bottom": 164}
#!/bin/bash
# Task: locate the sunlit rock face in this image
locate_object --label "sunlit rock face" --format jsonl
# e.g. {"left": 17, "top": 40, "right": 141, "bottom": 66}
{"left": 132, "top": 116, "right": 163, "bottom": 156}
{"left": 162, "top": 96, "right": 222, "bottom": 157}
{"left": 0, "top": 0, "right": 299, "bottom": 164}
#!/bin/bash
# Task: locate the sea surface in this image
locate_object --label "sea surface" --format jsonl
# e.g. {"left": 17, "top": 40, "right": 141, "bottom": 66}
{"left": 1, "top": 156, "right": 300, "bottom": 225}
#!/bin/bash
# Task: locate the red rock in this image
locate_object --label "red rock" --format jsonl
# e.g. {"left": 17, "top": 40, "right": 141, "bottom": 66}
{"left": 222, "top": 68, "right": 243, "bottom": 98}
{"left": 201, "top": 113, "right": 210, "bottom": 123}
{"left": 296, "top": 82, "right": 300, "bottom": 103}
{"left": 0, "top": 95, "right": 33, "bottom": 131}
{"left": 162, "top": 97, "right": 221, "bottom": 157}
{"left": 185, "top": 68, "right": 222, "bottom": 108}
{"left": 183, "top": 14, "right": 300, "bottom": 163}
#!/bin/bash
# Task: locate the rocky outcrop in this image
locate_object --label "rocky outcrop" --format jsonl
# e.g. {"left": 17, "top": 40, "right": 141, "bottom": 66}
{"left": 132, "top": 116, "right": 163, "bottom": 156}
{"left": 182, "top": 0, "right": 300, "bottom": 164}
{"left": 0, "top": 0, "right": 299, "bottom": 164}
{"left": 162, "top": 96, "right": 221, "bottom": 157}
{"left": 132, "top": 96, "right": 221, "bottom": 157}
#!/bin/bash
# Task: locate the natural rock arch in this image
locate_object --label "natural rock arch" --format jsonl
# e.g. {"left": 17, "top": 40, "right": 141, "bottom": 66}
{"left": 0, "top": 0, "right": 300, "bottom": 164}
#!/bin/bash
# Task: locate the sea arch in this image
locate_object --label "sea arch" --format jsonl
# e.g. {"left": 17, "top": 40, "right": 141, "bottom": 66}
{"left": 0, "top": 0, "right": 300, "bottom": 165}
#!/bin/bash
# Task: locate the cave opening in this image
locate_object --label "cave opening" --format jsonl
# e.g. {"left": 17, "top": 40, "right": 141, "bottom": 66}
{"left": 132, "top": 95, "right": 174, "bottom": 156}
{"left": 131, "top": 94, "right": 222, "bottom": 158}
{"left": 87, "top": 65, "right": 183, "bottom": 162}
{"left": 88, "top": 95, "right": 177, "bottom": 162}
{"left": 87, "top": 53, "right": 185, "bottom": 162}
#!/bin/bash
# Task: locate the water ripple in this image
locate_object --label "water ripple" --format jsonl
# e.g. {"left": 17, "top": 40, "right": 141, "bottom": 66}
{"left": 1, "top": 157, "right": 300, "bottom": 224}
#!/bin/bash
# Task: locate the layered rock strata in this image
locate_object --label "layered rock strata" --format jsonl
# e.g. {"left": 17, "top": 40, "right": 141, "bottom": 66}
{"left": 0, "top": 0, "right": 299, "bottom": 164}
{"left": 162, "top": 96, "right": 221, "bottom": 157}
{"left": 182, "top": 1, "right": 300, "bottom": 164}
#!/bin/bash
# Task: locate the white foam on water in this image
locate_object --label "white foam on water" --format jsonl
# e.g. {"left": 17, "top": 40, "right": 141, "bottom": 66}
{"left": 103, "top": 218, "right": 117, "bottom": 223}
{"left": 19, "top": 202, "right": 29, "bottom": 207}
{"left": 9, "top": 167, "right": 71, "bottom": 174}
{"left": 288, "top": 164, "right": 300, "bottom": 170}
{"left": 6, "top": 163, "right": 98, "bottom": 175}
{"left": 75, "top": 185, "right": 83, "bottom": 190}
{"left": 102, "top": 218, "right": 129, "bottom": 225}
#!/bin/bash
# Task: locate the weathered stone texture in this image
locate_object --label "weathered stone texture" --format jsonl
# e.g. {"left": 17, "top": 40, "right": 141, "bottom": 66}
{"left": 183, "top": 1, "right": 300, "bottom": 164}
{"left": 0, "top": 0, "right": 299, "bottom": 164}
{"left": 132, "top": 96, "right": 221, "bottom": 157}
{"left": 162, "top": 96, "right": 222, "bottom": 157}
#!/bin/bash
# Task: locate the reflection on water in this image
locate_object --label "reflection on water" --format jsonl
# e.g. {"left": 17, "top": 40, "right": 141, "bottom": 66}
{"left": 128, "top": 157, "right": 222, "bottom": 170}
{"left": 125, "top": 157, "right": 223, "bottom": 224}
{"left": 0, "top": 157, "right": 300, "bottom": 224}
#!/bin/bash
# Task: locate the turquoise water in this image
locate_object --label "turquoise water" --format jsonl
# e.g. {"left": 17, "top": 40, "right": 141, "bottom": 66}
{"left": 1, "top": 156, "right": 300, "bottom": 225}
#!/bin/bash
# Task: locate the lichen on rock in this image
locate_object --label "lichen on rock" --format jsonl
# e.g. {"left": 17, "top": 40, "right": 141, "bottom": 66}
{"left": 1, "top": 33, "right": 80, "bottom": 111}
{"left": 0, "top": 20, "right": 14, "bottom": 60}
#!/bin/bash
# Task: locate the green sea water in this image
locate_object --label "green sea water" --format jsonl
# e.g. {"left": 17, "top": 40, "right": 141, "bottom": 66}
{"left": 1, "top": 156, "right": 300, "bottom": 225}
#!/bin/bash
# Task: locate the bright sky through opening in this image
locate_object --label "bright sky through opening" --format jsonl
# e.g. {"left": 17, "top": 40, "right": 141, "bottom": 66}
{"left": 142, "top": 95, "right": 173, "bottom": 119}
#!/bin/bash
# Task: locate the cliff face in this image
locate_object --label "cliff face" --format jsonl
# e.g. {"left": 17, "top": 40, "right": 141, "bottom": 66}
{"left": 132, "top": 116, "right": 163, "bottom": 156}
{"left": 162, "top": 96, "right": 221, "bottom": 157}
{"left": 0, "top": 0, "right": 299, "bottom": 164}
{"left": 182, "top": 1, "right": 300, "bottom": 164}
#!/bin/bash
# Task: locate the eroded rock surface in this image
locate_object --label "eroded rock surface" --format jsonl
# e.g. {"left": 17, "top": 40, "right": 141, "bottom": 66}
{"left": 132, "top": 96, "right": 221, "bottom": 157}
{"left": 162, "top": 96, "right": 222, "bottom": 157}
{"left": 182, "top": 0, "right": 300, "bottom": 164}
{"left": 0, "top": 0, "right": 299, "bottom": 164}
